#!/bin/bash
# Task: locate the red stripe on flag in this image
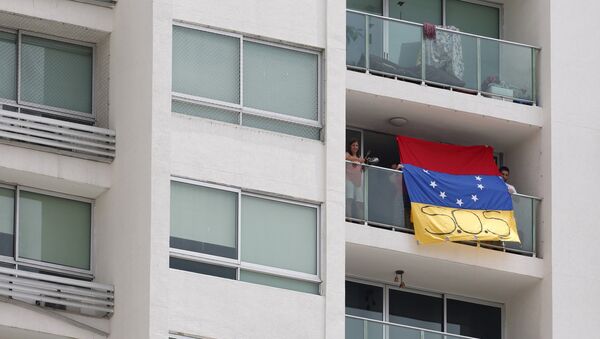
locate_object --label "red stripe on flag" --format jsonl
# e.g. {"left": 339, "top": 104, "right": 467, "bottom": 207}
{"left": 397, "top": 136, "right": 500, "bottom": 175}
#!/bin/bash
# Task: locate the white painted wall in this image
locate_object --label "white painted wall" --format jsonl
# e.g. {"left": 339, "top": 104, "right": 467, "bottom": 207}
{"left": 93, "top": 0, "right": 156, "bottom": 338}
{"left": 0, "top": 302, "right": 108, "bottom": 339}
{"left": 0, "top": 144, "right": 110, "bottom": 198}
{"left": 549, "top": 0, "right": 600, "bottom": 326}
{"left": 170, "top": 116, "right": 325, "bottom": 202}
{"left": 168, "top": 270, "right": 325, "bottom": 339}
{"left": 0, "top": 0, "right": 112, "bottom": 33}
{"left": 172, "top": 0, "right": 325, "bottom": 49}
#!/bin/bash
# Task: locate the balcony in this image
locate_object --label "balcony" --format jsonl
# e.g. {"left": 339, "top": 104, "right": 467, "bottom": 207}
{"left": 0, "top": 108, "right": 115, "bottom": 162}
{"left": 0, "top": 28, "right": 115, "bottom": 162}
{"left": 0, "top": 266, "right": 114, "bottom": 318}
{"left": 346, "top": 10, "right": 540, "bottom": 105}
{"left": 346, "top": 161, "right": 540, "bottom": 257}
{"left": 347, "top": 315, "right": 477, "bottom": 339}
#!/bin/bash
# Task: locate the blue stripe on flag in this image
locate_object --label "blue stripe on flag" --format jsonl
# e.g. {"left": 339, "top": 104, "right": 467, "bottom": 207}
{"left": 402, "top": 164, "right": 513, "bottom": 210}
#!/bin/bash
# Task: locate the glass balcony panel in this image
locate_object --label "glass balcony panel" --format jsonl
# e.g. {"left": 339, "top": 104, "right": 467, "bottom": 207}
{"left": 367, "top": 16, "right": 385, "bottom": 73}
{"left": 347, "top": 316, "right": 480, "bottom": 339}
{"left": 366, "top": 166, "right": 409, "bottom": 229}
{"left": 345, "top": 316, "right": 384, "bottom": 339}
{"left": 481, "top": 39, "right": 534, "bottom": 102}
{"left": 424, "top": 30, "right": 477, "bottom": 90}
{"left": 389, "top": 325, "right": 422, "bottom": 339}
{"left": 346, "top": 162, "right": 366, "bottom": 221}
{"left": 506, "top": 194, "right": 535, "bottom": 254}
{"left": 387, "top": 20, "right": 423, "bottom": 79}
{"left": 347, "top": 12, "right": 367, "bottom": 68}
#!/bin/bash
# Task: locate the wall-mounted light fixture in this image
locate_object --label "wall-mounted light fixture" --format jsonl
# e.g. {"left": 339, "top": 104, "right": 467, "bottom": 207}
{"left": 394, "top": 270, "right": 406, "bottom": 288}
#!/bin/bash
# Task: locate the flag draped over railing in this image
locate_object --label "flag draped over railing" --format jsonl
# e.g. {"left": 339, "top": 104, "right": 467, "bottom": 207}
{"left": 397, "top": 136, "right": 520, "bottom": 244}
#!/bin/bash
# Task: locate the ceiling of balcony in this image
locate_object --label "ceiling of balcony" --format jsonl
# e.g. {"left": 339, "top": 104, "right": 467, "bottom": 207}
{"left": 346, "top": 72, "right": 544, "bottom": 152}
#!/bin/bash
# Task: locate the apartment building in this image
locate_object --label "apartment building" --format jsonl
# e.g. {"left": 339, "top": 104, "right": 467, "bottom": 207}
{"left": 0, "top": 0, "right": 596, "bottom": 338}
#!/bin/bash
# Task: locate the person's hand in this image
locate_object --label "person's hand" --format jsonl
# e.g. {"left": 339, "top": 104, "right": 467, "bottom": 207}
{"left": 359, "top": 157, "right": 365, "bottom": 163}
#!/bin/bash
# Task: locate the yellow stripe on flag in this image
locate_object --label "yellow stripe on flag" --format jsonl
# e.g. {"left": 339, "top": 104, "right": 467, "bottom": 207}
{"left": 411, "top": 202, "right": 520, "bottom": 244}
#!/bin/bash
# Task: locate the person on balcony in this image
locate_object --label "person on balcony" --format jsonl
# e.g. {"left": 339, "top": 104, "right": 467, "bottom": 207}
{"left": 346, "top": 140, "right": 365, "bottom": 220}
{"left": 500, "top": 166, "right": 517, "bottom": 194}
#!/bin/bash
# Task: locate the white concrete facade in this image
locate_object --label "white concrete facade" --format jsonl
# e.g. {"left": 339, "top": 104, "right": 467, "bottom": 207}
{"left": 0, "top": 0, "right": 598, "bottom": 339}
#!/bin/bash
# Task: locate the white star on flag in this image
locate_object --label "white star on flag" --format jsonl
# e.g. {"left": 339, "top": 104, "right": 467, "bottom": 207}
{"left": 456, "top": 199, "right": 463, "bottom": 207}
{"left": 430, "top": 181, "right": 437, "bottom": 188}
{"left": 475, "top": 176, "right": 482, "bottom": 181}
{"left": 477, "top": 184, "right": 484, "bottom": 190}
{"left": 423, "top": 169, "right": 430, "bottom": 174}
{"left": 439, "top": 191, "right": 446, "bottom": 199}
{"left": 471, "top": 194, "right": 478, "bottom": 202}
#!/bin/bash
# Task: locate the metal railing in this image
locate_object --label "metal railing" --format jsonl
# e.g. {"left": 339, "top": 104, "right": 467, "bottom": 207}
{"left": 0, "top": 108, "right": 116, "bottom": 162}
{"left": 346, "top": 315, "right": 479, "bottom": 339}
{"left": 345, "top": 161, "right": 541, "bottom": 256}
{"left": 0, "top": 266, "right": 114, "bottom": 317}
{"left": 346, "top": 10, "right": 540, "bottom": 104}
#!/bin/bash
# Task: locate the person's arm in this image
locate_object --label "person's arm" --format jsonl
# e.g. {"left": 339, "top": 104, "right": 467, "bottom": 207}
{"left": 346, "top": 152, "right": 365, "bottom": 163}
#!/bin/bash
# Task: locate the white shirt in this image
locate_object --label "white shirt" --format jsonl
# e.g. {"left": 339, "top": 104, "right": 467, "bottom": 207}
{"left": 506, "top": 183, "right": 517, "bottom": 194}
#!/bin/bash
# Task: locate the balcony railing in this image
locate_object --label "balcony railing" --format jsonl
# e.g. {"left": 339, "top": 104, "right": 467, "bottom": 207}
{"left": 346, "top": 10, "right": 540, "bottom": 104}
{"left": 346, "top": 315, "right": 478, "bottom": 339}
{"left": 345, "top": 161, "right": 540, "bottom": 256}
{"left": 0, "top": 266, "right": 114, "bottom": 317}
{"left": 0, "top": 108, "right": 116, "bottom": 162}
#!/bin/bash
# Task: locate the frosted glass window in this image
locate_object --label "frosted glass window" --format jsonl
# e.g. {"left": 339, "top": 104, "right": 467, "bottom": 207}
{"left": 241, "top": 196, "right": 317, "bottom": 274}
{"left": 389, "top": 0, "right": 442, "bottom": 24}
{"left": 170, "top": 257, "right": 236, "bottom": 279}
{"left": 243, "top": 41, "right": 318, "bottom": 121}
{"left": 347, "top": 0, "right": 383, "bottom": 14}
{"left": 0, "top": 32, "right": 17, "bottom": 101}
{"left": 20, "top": 35, "right": 93, "bottom": 114}
{"left": 240, "top": 270, "right": 319, "bottom": 294}
{"left": 172, "top": 26, "right": 240, "bottom": 104}
{"left": 0, "top": 188, "right": 14, "bottom": 257}
{"left": 446, "top": 0, "right": 500, "bottom": 39}
{"left": 170, "top": 181, "right": 238, "bottom": 259}
{"left": 241, "top": 114, "right": 321, "bottom": 140}
{"left": 18, "top": 191, "right": 91, "bottom": 270}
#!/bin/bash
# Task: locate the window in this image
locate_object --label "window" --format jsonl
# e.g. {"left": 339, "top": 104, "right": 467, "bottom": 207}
{"left": 0, "top": 30, "right": 94, "bottom": 121}
{"left": 345, "top": 280, "right": 503, "bottom": 339}
{"left": 169, "top": 179, "right": 320, "bottom": 294}
{"left": 0, "top": 185, "right": 93, "bottom": 276}
{"left": 172, "top": 24, "right": 322, "bottom": 140}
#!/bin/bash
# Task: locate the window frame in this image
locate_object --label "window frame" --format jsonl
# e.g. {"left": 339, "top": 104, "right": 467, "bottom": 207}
{"left": 171, "top": 22, "right": 323, "bottom": 136}
{"left": 169, "top": 177, "right": 321, "bottom": 290}
{"left": 0, "top": 27, "right": 96, "bottom": 123}
{"left": 0, "top": 183, "right": 95, "bottom": 278}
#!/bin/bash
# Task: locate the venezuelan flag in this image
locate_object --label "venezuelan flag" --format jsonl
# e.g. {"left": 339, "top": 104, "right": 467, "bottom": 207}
{"left": 397, "top": 136, "right": 519, "bottom": 245}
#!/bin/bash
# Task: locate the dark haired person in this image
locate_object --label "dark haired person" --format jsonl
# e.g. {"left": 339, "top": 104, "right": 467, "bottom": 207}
{"left": 500, "top": 166, "right": 517, "bottom": 194}
{"left": 346, "top": 140, "right": 365, "bottom": 220}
